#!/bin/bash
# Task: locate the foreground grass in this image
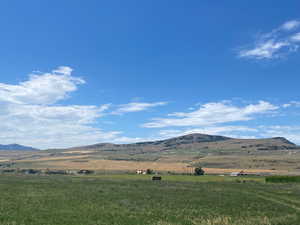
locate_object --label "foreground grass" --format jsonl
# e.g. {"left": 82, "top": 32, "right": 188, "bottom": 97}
{"left": 0, "top": 175, "right": 299, "bottom": 225}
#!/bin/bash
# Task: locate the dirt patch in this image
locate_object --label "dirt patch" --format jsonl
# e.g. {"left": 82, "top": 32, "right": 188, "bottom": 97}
{"left": 62, "top": 150, "right": 95, "bottom": 154}
{"left": 29, "top": 159, "right": 287, "bottom": 174}
{"left": 18, "top": 155, "right": 89, "bottom": 162}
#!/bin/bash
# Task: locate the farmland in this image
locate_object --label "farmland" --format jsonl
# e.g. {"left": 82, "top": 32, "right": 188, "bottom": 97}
{"left": 0, "top": 174, "right": 299, "bottom": 225}
{"left": 3, "top": 150, "right": 300, "bottom": 175}
{"left": 1, "top": 134, "right": 300, "bottom": 176}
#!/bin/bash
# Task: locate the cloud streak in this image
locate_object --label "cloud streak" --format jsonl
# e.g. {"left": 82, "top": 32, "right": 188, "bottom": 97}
{"left": 112, "top": 102, "right": 167, "bottom": 115}
{"left": 143, "top": 101, "right": 278, "bottom": 128}
{"left": 239, "top": 19, "right": 300, "bottom": 59}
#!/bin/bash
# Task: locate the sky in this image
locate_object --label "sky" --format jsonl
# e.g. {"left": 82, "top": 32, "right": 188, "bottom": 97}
{"left": 0, "top": 1, "right": 300, "bottom": 149}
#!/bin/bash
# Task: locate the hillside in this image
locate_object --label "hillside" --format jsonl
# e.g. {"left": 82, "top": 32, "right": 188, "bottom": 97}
{"left": 0, "top": 144, "right": 39, "bottom": 151}
{"left": 2, "top": 134, "right": 300, "bottom": 174}
{"left": 71, "top": 133, "right": 297, "bottom": 152}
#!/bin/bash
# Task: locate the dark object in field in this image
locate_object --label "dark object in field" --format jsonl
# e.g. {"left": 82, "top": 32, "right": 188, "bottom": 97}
{"left": 152, "top": 176, "right": 162, "bottom": 181}
{"left": 266, "top": 176, "right": 300, "bottom": 183}
{"left": 20, "top": 169, "right": 40, "bottom": 174}
{"left": 146, "top": 169, "right": 154, "bottom": 174}
{"left": 1, "top": 169, "right": 15, "bottom": 173}
{"left": 230, "top": 171, "right": 248, "bottom": 176}
{"left": 194, "top": 167, "right": 205, "bottom": 176}
{"left": 45, "top": 170, "right": 67, "bottom": 175}
{"left": 78, "top": 169, "right": 94, "bottom": 175}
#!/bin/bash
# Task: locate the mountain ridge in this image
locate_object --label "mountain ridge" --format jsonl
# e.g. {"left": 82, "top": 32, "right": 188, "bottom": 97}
{"left": 68, "top": 133, "right": 298, "bottom": 152}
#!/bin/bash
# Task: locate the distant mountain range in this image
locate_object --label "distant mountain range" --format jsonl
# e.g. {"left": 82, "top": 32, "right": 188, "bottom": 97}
{"left": 1, "top": 134, "right": 299, "bottom": 173}
{"left": 70, "top": 133, "right": 298, "bottom": 152}
{"left": 0, "top": 133, "right": 298, "bottom": 153}
{"left": 0, "top": 144, "right": 39, "bottom": 151}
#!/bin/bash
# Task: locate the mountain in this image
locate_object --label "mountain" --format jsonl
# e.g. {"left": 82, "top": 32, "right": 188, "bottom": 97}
{"left": 0, "top": 144, "right": 39, "bottom": 151}
{"left": 6, "top": 134, "right": 299, "bottom": 173}
{"left": 70, "top": 133, "right": 298, "bottom": 152}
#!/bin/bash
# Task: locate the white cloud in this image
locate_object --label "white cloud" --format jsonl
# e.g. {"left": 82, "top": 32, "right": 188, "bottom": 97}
{"left": 291, "top": 33, "right": 300, "bottom": 42}
{"left": 112, "top": 102, "right": 167, "bottom": 115}
{"left": 110, "top": 136, "right": 152, "bottom": 143}
{"left": 281, "top": 20, "right": 300, "bottom": 31}
{"left": 239, "top": 20, "right": 300, "bottom": 59}
{"left": 260, "top": 126, "right": 300, "bottom": 144}
{"left": 52, "top": 66, "right": 73, "bottom": 75}
{"left": 282, "top": 104, "right": 291, "bottom": 108}
{"left": 0, "top": 67, "right": 141, "bottom": 149}
{"left": 158, "top": 126, "right": 257, "bottom": 139}
{"left": 282, "top": 101, "right": 300, "bottom": 108}
{"left": 239, "top": 40, "right": 289, "bottom": 59}
{"left": 143, "top": 101, "right": 278, "bottom": 128}
{"left": 0, "top": 66, "right": 85, "bottom": 105}
{"left": 0, "top": 102, "right": 118, "bottom": 149}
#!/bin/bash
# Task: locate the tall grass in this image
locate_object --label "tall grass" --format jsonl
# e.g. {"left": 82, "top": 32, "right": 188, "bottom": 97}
{"left": 0, "top": 175, "right": 299, "bottom": 225}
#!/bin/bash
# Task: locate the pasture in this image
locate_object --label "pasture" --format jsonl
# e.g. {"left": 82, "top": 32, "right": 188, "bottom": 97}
{"left": 0, "top": 174, "right": 299, "bottom": 225}
{"left": 3, "top": 148, "right": 300, "bottom": 176}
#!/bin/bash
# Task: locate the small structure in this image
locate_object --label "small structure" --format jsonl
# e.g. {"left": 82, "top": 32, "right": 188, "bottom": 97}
{"left": 66, "top": 170, "right": 78, "bottom": 175}
{"left": 78, "top": 169, "right": 94, "bottom": 175}
{"left": 230, "top": 171, "right": 247, "bottom": 177}
{"left": 152, "top": 176, "right": 162, "bottom": 181}
{"left": 136, "top": 170, "right": 147, "bottom": 175}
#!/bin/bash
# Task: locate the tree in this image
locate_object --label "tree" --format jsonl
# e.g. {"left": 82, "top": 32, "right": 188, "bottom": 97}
{"left": 146, "top": 169, "right": 154, "bottom": 175}
{"left": 194, "top": 167, "right": 205, "bottom": 176}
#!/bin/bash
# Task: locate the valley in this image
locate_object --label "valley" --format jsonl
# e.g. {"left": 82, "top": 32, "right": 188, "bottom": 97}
{"left": 1, "top": 133, "right": 299, "bottom": 175}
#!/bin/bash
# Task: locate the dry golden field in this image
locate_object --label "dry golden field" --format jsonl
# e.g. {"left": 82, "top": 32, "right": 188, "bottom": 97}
{"left": 8, "top": 154, "right": 289, "bottom": 174}
{"left": 1, "top": 144, "right": 300, "bottom": 175}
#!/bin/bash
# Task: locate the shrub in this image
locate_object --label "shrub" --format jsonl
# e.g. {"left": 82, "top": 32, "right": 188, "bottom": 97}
{"left": 266, "top": 176, "right": 300, "bottom": 183}
{"left": 146, "top": 169, "right": 154, "bottom": 175}
{"left": 194, "top": 167, "right": 205, "bottom": 176}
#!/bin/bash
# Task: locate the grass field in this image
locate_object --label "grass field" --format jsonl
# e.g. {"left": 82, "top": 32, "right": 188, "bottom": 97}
{"left": 0, "top": 175, "right": 300, "bottom": 225}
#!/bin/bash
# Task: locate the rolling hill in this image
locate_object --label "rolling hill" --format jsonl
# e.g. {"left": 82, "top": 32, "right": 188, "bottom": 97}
{"left": 70, "top": 133, "right": 298, "bottom": 152}
{"left": 2, "top": 134, "right": 300, "bottom": 174}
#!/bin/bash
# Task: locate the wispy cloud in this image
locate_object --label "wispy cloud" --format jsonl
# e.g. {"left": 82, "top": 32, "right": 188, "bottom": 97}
{"left": 143, "top": 101, "right": 278, "bottom": 128}
{"left": 158, "top": 126, "right": 257, "bottom": 138}
{"left": 282, "top": 101, "right": 300, "bottom": 108}
{"left": 112, "top": 102, "right": 167, "bottom": 115}
{"left": 260, "top": 125, "right": 300, "bottom": 144}
{"left": 238, "top": 19, "right": 300, "bottom": 59}
{"left": 281, "top": 20, "right": 300, "bottom": 31}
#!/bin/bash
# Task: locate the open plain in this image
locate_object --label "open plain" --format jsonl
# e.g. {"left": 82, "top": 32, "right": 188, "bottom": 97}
{"left": 0, "top": 174, "right": 300, "bottom": 225}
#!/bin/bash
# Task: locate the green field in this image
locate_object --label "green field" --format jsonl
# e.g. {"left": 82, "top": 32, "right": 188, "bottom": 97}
{"left": 0, "top": 175, "right": 299, "bottom": 225}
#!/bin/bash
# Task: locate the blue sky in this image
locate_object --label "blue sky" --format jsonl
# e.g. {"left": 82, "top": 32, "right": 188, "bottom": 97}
{"left": 0, "top": 1, "right": 300, "bottom": 149}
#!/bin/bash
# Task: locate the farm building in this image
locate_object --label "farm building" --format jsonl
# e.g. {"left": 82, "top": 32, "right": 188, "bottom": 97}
{"left": 230, "top": 171, "right": 248, "bottom": 176}
{"left": 136, "top": 170, "right": 147, "bottom": 175}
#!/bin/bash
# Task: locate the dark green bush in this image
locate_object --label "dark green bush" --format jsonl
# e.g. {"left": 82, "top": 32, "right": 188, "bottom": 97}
{"left": 194, "top": 167, "right": 205, "bottom": 176}
{"left": 146, "top": 169, "right": 154, "bottom": 174}
{"left": 266, "top": 176, "right": 300, "bottom": 183}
